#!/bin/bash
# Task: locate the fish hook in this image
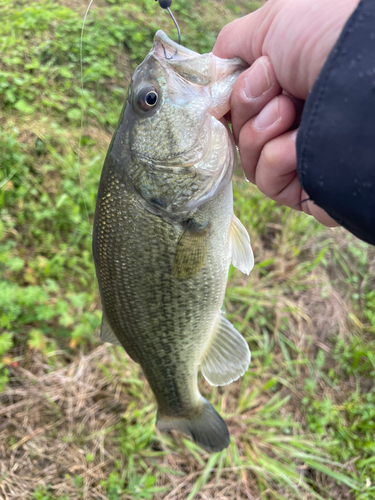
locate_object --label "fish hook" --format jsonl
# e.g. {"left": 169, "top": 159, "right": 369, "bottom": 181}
{"left": 155, "top": 0, "right": 181, "bottom": 45}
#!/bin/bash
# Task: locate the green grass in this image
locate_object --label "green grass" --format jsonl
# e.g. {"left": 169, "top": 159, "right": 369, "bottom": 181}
{"left": 1, "top": 0, "right": 375, "bottom": 499}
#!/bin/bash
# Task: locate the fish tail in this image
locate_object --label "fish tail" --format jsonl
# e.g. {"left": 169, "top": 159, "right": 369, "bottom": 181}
{"left": 156, "top": 399, "right": 229, "bottom": 453}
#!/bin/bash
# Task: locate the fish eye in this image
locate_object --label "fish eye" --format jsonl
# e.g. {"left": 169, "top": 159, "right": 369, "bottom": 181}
{"left": 137, "top": 86, "right": 159, "bottom": 111}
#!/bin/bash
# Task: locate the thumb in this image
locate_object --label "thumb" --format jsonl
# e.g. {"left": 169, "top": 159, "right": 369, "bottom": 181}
{"left": 212, "top": 6, "right": 270, "bottom": 64}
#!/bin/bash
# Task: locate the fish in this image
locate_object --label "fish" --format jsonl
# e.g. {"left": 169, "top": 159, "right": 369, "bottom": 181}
{"left": 92, "top": 30, "right": 254, "bottom": 453}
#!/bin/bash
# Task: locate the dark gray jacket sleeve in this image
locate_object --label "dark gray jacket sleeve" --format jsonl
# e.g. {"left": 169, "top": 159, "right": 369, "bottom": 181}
{"left": 296, "top": 0, "right": 375, "bottom": 246}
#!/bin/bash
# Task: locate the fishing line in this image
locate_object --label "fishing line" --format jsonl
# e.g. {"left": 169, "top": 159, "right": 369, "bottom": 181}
{"left": 67, "top": 0, "right": 96, "bottom": 293}
{"left": 77, "top": 0, "right": 95, "bottom": 233}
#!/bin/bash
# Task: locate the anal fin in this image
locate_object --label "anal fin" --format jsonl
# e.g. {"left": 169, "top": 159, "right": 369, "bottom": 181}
{"left": 230, "top": 214, "right": 254, "bottom": 275}
{"left": 200, "top": 313, "right": 250, "bottom": 386}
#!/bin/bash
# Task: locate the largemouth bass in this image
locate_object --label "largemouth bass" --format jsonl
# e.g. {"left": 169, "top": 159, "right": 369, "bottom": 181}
{"left": 93, "top": 31, "right": 254, "bottom": 453}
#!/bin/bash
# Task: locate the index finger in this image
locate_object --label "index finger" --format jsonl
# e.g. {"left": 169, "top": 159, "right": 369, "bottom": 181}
{"left": 212, "top": 8, "right": 267, "bottom": 64}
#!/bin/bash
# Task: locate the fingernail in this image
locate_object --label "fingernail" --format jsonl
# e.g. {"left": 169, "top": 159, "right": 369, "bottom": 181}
{"left": 244, "top": 58, "right": 271, "bottom": 99}
{"left": 254, "top": 97, "right": 280, "bottom": 130}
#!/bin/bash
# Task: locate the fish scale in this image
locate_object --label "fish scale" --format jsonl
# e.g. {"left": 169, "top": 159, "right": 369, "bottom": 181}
{"left": 93, "top": 31, "right": 253, "bottom": 452}
{"left": 95, "top": 159, "right": 231, "bottom": 411}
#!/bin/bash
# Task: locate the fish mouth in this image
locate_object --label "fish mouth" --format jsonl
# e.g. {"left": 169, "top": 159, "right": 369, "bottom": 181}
{"left": 151, "top": 30, "right": 215, "bottom": 86}
{"left": 151, "top": 30, "right": 247, "bottom": 92}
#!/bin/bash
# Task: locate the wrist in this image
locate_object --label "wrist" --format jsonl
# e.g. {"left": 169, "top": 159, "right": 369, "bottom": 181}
{"left": 307, "top": 0, "right": 361, "bottom": 92}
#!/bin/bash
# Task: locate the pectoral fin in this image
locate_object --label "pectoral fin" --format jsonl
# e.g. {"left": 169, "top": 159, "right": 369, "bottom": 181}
{"left": 200, "top": 313, "right": 250, "bottom": 386}
{"left": 100, "top": 313, "right": 122, "bottom": 346}
{"left": 173, "top": 220, "right": 209, "bottom": 280}
{"left": 230, "top": 214, "right": 254, "bottom": 275}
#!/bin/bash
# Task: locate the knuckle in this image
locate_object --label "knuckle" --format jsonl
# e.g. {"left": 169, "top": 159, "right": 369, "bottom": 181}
{"left": 216, "top": 19, "right": 239, "bottom": 48}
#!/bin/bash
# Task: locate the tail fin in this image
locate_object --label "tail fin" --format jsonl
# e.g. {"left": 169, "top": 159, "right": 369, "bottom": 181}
{"left": 156, "top": 399, "right": 229, "bottom": 453}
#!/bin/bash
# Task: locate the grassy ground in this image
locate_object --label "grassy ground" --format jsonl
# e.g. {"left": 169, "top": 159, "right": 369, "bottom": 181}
{"left": 0, "top": 0, "right": 375, "bottom": 499}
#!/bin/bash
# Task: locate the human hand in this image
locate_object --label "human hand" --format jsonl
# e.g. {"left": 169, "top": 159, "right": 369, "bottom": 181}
{"left": 213, "top": 0, "right": 360, "bottom": 227}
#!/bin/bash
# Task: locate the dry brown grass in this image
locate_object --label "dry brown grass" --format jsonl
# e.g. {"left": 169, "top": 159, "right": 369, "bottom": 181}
{"left": 0, "top": 227, "right": 359, "bottom": 499}
{"left": 0, "top": 345, "right": 267, "bottom": 500}
{"left": 0, "top": 347, "right": 126, "bottom": 499}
